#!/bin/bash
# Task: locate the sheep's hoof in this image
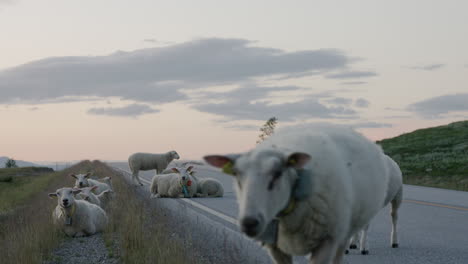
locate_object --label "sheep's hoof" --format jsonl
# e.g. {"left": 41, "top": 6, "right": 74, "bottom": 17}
{"left": 349, "top": 244, "right": 357, "bottom": 249}
{"left": 361, "top": 250, "right": 369, "bottom": 255}
{"left": 344, "top": 249, "right": 349, "bottom": 255}
{"left": 392, "top": 243, "right": 399, "bottom": 248}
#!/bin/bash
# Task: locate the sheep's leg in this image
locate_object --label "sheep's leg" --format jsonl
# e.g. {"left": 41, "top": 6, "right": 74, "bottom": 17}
{"left": 349, "top": 232, "right": 359, "bottom": 250}
{"left": 333, "top": 243, "right": 348, "bottom": 264}
{"left": 359, "top": 225, "right": 370, "bottom": 255}
{"left": 391, "top": 187, "right": 403, "bottom": 248}
{"left": 309, "top": 239, "right": 338, "bottom": 264}
{"left": 265, "top": 244, "right": 292, "bottom": 264}
{"left": 132, "top": 170, "right": 143, "bottom": 186}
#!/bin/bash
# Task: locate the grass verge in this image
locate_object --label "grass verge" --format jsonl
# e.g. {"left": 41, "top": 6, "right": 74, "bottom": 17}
{"left": 0, "top": 160, "right": 94, "bottom": 264}
{"left": 91, "top": 160, "right": 193, "bottom": 264}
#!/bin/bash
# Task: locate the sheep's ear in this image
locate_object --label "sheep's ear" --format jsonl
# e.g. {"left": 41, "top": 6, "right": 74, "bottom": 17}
{"left": 203, "top": 155, "right": 234, "bottom": 168}
{"left": 286, "top": 152, "right": 311, "bottom": 169}
{"left": 72, "top": 189, "right": 82, "bottom": 195}
{"left": 84, "top": 173, "right": 91, "bottom": 178}
{"left": 91, "top": 185, "right": 98, "bottom": 191}
{"left": 171, "top": 168, "right": 180, "bottom": 173}
{"left": 48, "top": 193, "right": 58, "bottom": 198}
{"left": 204, "top": 155, "right": 237, "bottom": 175}
{"left": 70, "top": 174, "right": 77, "bottom": 179}
{"left": 186, "top": 166, "right": 194, "bottom": 172}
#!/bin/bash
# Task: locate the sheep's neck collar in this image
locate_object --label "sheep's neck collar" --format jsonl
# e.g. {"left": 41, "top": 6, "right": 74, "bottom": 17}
{"left": 60, "top": 204, "right": 76, "bottom": 225}
{"left": 278, "top": 168, "right": 312, "bottom": 217}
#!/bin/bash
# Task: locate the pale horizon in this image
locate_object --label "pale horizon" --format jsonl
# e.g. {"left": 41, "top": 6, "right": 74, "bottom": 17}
{"left": 1, "top": 0, "right": 467, "bottom": 163}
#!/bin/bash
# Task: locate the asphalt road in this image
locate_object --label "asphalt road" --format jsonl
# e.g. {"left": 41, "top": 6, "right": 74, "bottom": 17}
{"left": 109, "top": 161, "right": 468, "bottom": 264}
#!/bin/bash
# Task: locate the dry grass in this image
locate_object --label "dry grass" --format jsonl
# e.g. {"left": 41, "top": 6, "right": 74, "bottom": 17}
{"left": 91, "top": 160, "right": 192, "bottom": 264}
{"left": 0, "top": 160, "right": 94, "bottom": 264}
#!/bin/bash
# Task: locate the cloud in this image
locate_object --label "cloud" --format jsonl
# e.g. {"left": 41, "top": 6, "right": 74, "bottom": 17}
{"left": 409, "top": 63, "right": 444, "bottom": 71}
{"left": 194, "top": 96, "right": 356, "bottom": 121}
{"left": 28, "top": 107, "right": 39, "bottom": 111}
{"left": 325, "top": 97, "right": 353, "bottom": 105}
{"left": 195, "top": 84, "right": 301, "bottom": 102}
{"left": 0, "top": 38, "right": 353, "bottom": 106}
{"left": 407, "top": 93, "right": 468, "bottom": 118}
{"left": 340, "top": 81, "right": 367, "bottom": 85}
{"left": 350, "top": 122, "right": 392, "bottom": 128}
{"left": 87, "top": 104, "right": 159, "bottom": 117}
{"left": 354, "top": 98, "right": 370, "bottom": 108}
{"left": 326, "top": 71, "right": 377, "bottom": 79}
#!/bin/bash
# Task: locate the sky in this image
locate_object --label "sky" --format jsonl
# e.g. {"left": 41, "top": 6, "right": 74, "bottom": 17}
{"left": 1, "top": 0, "right": 467, "bottom": 162}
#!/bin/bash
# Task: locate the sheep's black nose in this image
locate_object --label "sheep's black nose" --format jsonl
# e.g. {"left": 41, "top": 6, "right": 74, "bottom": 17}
{"left": 182, "top": 176, "right": 186, "bottom": 180}
{"left": 241, "top": 217, "right": 260, "bottom": 237}
{"left": 79, "top": 182, "right": 83, "bottom": 187}
{"left": 63, "top": 199, "right": 69, "bottom": 204}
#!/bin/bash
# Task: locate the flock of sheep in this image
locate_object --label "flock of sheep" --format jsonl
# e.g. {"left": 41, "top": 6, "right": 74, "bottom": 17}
{"left": 48, "top": 123, "right": 403, "bottom": 264}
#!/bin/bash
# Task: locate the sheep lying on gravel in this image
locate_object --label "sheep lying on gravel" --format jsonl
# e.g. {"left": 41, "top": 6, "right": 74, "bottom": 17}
{"left": 347, "top": 154, "right": 403, "bottom": 255}
{"left": 204, "top": 124, "right": 392, "bottom": 264}
{"left": 49, "top": 187, "right": 108, "bottom": 237}
{"left": 191, "top": 173, "right": 224, "bottom": 198}
{"left": 128, "top": 151, "right": 180, "bottom": 186}
{"left": 150, "top": 166, "right": 197, "bottom": 198}
{"left": 71, "top": 173, "right": 111, "bottom": 194}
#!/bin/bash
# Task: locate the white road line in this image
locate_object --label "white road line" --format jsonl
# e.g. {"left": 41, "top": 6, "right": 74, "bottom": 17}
{"left": 114, "top": 167, "right": 239, "bottom": 225}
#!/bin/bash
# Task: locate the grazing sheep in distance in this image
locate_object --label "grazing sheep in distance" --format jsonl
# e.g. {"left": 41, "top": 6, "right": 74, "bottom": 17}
{"left": 204, "top": 124, "right": 391, "bottom": 264}
{"left": 347, "top": 154, "right": 403, "bottom": 255}
{"left": 71, "top": 173, "right": 111, "bottom": 194}
{"left": 150, "top": 166, "right": 197, "bottom": 198}
{"left": 128, "top": 151, "right": 180, "bottom": 186}
{"left": 49, "top": 187, "right": 108, "bottom": 237}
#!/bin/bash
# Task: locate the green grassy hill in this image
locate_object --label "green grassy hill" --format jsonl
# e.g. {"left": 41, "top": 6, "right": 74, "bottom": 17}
{"left": 377, "top": 120, "right": 468, "bottom": 191}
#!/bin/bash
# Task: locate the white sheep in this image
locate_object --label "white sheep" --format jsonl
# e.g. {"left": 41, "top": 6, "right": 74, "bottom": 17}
{"left": 191, "top": 173, "right": 224, "bottom": 198}
{"left": 347, "top": 154, "right": 403, "bottom": 255}
{"left": 128, "top": 151, "right": 180, "bottom": 186}
{"left": 150, "top": 166, "right": 197, "bottom": 198}
{"left": 71, "top": 173, "right": 111, "bottom": 194}
{"left": 48, "top": 187, "right": 108, "bottom": 237}
{"left": 204, "top": 124, "right": 391, "bottom": 264}
{"left": 78, "top": 186, "right": 101, "bottom": 207}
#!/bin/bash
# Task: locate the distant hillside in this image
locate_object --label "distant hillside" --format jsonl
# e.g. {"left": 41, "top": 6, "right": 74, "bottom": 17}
{"left": 377, "top": 120, "right": 468, "bottom": 191}
{"left": 0, "top": 156, "right": 46, "bottom": 168}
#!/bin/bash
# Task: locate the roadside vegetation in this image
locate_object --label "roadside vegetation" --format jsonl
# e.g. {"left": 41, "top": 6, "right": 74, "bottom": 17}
{"left": 378, "top": 120, "right": 468, "bottom": 191}
{"left": 92, "top": 160, "right": 193, "bottom": 264}
{"left": 0, "top": 161, "right": 92, "bottom": 264}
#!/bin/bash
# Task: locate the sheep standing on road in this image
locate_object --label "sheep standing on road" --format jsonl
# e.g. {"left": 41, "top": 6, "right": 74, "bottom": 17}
{"left": 128, "top": 151, "right": 180, "bottom": 186}
{"left": 348, "top": 154, "right": 403, "bottom": 255}
{"left": 49, "top": 187, "right": 108, "bottom": 237}
{"left": 204, "top": 124, "right": 392, "bottom": 264}
{"left": 71, "top": 173, "right": 111, "bottom": 194}
{"left": 150, "top": 166, "right": 197, "bottom": 198}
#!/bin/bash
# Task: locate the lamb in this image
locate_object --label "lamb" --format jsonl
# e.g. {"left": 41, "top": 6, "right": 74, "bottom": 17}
{"left": 128, "top": 151, "right": 180, "bottom": 186}
{"left": 78, "top": 186, "right": 101, "bottom": 207}
{"left": 347, "top": 154, "right": 403, "bottom": 255}
{"left": 71, "top": 173, "right": 111, "bottom": 194}
{"left": 191, "top": 173, "right": 224, "bottom": 198}
{"left": 76, "top": 185, "right": 114, "bottom": 209}
{"left": 150, "top": 166, "right": 197, "bottom": 198}
{"left": 48, "top": 187, "right": 108, "bottom": 237}
{"left": 204, "top": 124, "right": 392, "bottom": 264}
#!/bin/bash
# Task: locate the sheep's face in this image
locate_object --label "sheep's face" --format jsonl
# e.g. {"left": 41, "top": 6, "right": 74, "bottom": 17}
{"left": 71, "top": 173, "right": 91, "bottom": 188}
{"left": 78, "top": 186, "right": 98, "bottom": 202}
{"left": 48, "top": 187, "right": 81, "bottom": 208}
{"left": 170, "top": 151, "right": 180, "bottom": 160}
{"left": 172, "top": 166, "right": 193, "bottom": 186}
{"left": 204, "top": 150, "right": 310, "bottom": 239}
